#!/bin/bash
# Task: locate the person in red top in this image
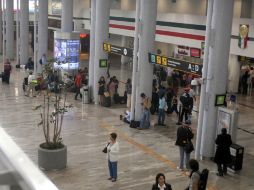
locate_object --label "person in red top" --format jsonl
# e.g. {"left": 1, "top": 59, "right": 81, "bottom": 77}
{"left": 4, "top": 59, "right": 12, "bottom": 84}
{"left": 74, "top": 70, "right": 83, "bottom": 100}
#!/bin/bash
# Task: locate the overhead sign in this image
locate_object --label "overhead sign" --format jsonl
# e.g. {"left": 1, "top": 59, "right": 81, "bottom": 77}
{"left": 148, "top": 53, "right": 203, "bottom": 76}
{"left": 103, "top": 42, "right": 133, "bottom": 57}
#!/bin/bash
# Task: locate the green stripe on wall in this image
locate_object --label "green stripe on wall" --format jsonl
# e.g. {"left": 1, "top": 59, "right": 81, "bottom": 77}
{"left": 156, "top": 21, "right": 206, "bottom": 31}
{"left": 110, "top": 16, "right": 206, "bottom": 31}
{"left": 231, "top": 35, "right": 254, "bottom": 41}
{"left": 110, "top": 16, "right": 135, "bottom": 22}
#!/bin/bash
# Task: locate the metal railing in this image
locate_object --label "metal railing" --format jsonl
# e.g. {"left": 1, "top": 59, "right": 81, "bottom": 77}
{"left": 0, "top": 127, "right": 59, "bottom": 190}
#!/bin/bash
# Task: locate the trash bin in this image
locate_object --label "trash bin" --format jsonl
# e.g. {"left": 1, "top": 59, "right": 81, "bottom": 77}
{"left": 228, "top": 143, "right": 244, "bottom": 171}
{"left": 82, "top": 85, "right": 89, "bottom": 104}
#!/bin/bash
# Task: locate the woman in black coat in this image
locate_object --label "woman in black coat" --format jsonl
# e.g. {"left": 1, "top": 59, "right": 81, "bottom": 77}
{"left": 152, "top": 173, "right": 172, "bottom": 190}
{"left": 214, "top": 128, "right": 232, "bottom": 176}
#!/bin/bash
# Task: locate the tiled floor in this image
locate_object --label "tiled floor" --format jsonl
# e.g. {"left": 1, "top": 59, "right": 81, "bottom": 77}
{"left": 0, "top": 60, "right": 254, "bottom": 190}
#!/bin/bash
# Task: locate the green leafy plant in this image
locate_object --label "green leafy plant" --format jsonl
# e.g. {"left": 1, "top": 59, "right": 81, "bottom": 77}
{"left": 34, "top": 60, "right": 72, "bottom": 150}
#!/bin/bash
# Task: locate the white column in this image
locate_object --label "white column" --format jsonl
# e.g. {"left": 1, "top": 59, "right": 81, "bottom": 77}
{"left": 130, "top": 0, "right": 141, "bottom": 120}
{"left": 121, "top": 36, "right": 130, "bottom": 64}
{"left": 0, "top": 0, "right": 2, "bottom": 54}
{"left": 227, "top": 55, "right": 240, "bottom": 93}
{"left": 195, "top": 0, "right": 214, "bottom": 160}
{"left": 89, "top": 0, "right": 96, "bottom": 102}
{"left": 134, "top": 0, "right": 157, "bottom": 119}
{"left": 6, "top": 0, "right": 14, "bottom": 60}
{"left": 200, "top": 0, "right": 234, "bottom": 157}
{"left": 20, "top": 0, "right": 29, "bottom": 65}
{"left": 93, "top": 0, "right": 110, "bottom": 104}
{"left": 16, "top": 0, "right": 20, "bottom": 65}
{"left": 61, "top": 0, "right": 73, "bottom": 32}
{"left": 2, "top": 0, "right": 6, "bottom": 62}
{"left": 37, "top": 0, "right": 48, "bottom": 73}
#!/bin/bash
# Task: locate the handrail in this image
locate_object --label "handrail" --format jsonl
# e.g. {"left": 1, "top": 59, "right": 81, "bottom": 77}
{"left": 0, "top": 127, "right": 59, "bottom": 190}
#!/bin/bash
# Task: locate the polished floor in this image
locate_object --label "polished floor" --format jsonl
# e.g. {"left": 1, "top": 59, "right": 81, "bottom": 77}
{"left": 0, "top": 60, "right": 254, "bottom": 190}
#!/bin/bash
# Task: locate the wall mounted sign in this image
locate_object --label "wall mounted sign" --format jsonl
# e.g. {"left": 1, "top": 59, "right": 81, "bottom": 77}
{"left": 176, "top": 45, "right": 190, "bottom": 56}
{"left": 103, "top": 42, "right": 133, "bottom": 57}
{"left": 238, "top": 24, "right": 249, "bottom": 49}
{"left": 190, "top": 48, "right": 201, "bottom": 58}
{"left": 148, "top": 53, "right": 203, "bottom": 76}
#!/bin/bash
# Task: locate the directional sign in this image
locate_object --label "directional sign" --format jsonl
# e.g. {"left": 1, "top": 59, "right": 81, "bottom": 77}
{"left": 103, "top": 42, "right": 133, "bottom": 57}
{"left": 149, "top": 53, "right": 203, "bottom": 76}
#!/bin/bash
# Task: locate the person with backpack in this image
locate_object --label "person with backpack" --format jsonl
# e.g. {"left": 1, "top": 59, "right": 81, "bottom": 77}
{"left": 3, "top": 59, "right": 12, "bottom": 84}
{"left": 137, "top": 93, "right": 151, "bottom": 130}
{"left": 214, "top": 128, "right": 232, "bottom": 176}
{"left": 186, "top": 159, "right": 209, "bottom": 190}
{"left": 152, "top": 173, "right": 172, "bottom": 190}
{"left": 175, "top": 123, "right": 194, "bottom": 171}
{"left": 74, "top": 70, "right": 83, "bottom": 100}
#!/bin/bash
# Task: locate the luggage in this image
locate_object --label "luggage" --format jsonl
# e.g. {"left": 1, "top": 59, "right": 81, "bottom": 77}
{"left": 130, "top": 120, "right": 140, "bottom": 128}
{"left": 16, "top": 64, "right": 20, "bottom": 69}
{"left": 198, "top": 169, "right": 209, "bottom": 190}
{"left": 114, "top": 93, "right": 120, "bottom": 104}
{"left": 103, "top": 96, "right": 111, "bottom": 107}
{"left": 2, "top": 73, "right": 6, "bottom": 82}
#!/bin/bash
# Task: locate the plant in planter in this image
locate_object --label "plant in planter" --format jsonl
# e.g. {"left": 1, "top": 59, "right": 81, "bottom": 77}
{"left": 34, "top": 61, "right": 72, "bottom": 170}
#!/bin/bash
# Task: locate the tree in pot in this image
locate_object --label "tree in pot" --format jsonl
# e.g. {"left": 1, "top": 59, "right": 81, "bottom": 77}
{"left": 34, "top": 61, "right": 72, "bottom": 170}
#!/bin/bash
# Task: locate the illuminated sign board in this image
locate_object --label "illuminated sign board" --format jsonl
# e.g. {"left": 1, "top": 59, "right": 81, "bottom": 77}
{"left": 148, "top": 53, "right": 203, "bottom": 76}
{"left": 103, "top": 42, "right": 133, "bottom": 57}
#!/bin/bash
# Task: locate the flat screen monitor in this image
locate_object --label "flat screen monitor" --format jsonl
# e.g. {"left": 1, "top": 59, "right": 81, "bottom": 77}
{"left": 99, "top": 59, "right": 108, "bottom": 68}
{"left": 215, "top": 94, "right": 226, "bottom": 106}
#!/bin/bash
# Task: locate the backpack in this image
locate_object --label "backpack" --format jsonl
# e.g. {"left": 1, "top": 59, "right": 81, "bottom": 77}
{"left": 198, "top": 169, "right": 209, "bottom": 190}
{"left": 75, "top": 74, "right": 82, "bottom": 88}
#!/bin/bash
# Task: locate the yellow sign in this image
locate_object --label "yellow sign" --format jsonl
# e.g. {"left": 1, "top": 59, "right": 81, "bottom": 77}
{"left": 156, "top": 55, "right": 162, "bottom": 65}
{"left": 162, "top": 57, "right": 167, "bottom": 66}
{"left": 103, "top": 43, "right": 111, "bottom": 52}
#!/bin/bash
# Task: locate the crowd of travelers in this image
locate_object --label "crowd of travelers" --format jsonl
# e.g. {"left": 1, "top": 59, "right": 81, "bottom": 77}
{"left": 2, "top": 59, "right": 234, "bottom": 189}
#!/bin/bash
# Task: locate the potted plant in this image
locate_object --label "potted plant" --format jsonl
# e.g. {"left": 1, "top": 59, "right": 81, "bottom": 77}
{"left": 34, "top": 61, "right": 72, "bottom": 170}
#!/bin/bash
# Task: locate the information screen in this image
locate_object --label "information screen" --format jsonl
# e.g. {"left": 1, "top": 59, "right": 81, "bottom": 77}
{"left": 54, "top": 39, "right": 80, "bottom": 70}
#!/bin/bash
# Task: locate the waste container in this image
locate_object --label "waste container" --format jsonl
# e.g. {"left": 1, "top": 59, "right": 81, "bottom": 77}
{"left": 228, "top": 143, "right": 244, "bottom": 171}
{"left": 82, "top": 85, "right": 89, "bottom": 104}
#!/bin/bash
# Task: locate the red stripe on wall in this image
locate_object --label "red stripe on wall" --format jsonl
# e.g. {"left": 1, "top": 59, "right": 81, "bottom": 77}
{"left": 109, "top": 23, "right": 205, "bottom": 41}
{"left": 109, "top": 24, "right": 135, "bottom": 31}
{"left": 156, "top": 30, "right": 205, "bottom": 41}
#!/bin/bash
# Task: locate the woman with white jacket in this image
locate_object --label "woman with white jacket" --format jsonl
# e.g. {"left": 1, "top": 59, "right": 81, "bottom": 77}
{"left": 107, "top": 133, "right": 119, "bottom": 182}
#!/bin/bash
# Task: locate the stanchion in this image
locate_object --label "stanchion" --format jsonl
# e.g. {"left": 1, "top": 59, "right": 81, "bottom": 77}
{"left": 176, "top": 104, "right": 182, "bottom": 125}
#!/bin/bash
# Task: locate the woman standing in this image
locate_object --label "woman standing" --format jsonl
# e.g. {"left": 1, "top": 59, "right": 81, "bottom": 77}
{"left": 175, "top": 123, "right": 194, "bottom": 171}
{"left": 125, "top": 78, "right": 132, "bottom": 108}
{"left": 214, "top": 128, "right": 232, "bottom": 176}
{"left": 152, "top": 173, "right": 172, "bottom": 190}
{"left": 107, "top": 133, "right": 119, "bottom": 182}
{"left": 98, "top": 76, "right": 106, "bottom": 105}
{"left": 186, "top": 159, "right": 200, "bottom": 190}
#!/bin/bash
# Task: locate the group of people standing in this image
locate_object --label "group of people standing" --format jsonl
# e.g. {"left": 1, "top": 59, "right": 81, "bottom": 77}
{"left": 98, "top": 76, "right": 132, "bottom": 107}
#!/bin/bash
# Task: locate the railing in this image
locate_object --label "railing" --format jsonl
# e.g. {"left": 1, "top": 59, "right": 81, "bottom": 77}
{"left": 0, "top": 127, "right": 59, "bottom": 190}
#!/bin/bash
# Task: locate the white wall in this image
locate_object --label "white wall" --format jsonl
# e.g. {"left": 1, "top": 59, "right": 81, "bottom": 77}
{"left": 111, "top": 0, "right": 121, "bottom": 9}
{"left": 73, "top": 0, "right": 90, "bottom": 18}
{"left": 121, "top": 0, "right": 136, "bottom": 10}
{"left": 234, "top": 0, "right": 242, "bottom": 18}
{"left": 157, "top": 0, "right": 207, "bottom": 15}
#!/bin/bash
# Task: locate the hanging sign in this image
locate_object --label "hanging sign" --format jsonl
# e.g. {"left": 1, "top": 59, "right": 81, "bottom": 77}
{"left": 238, "top": 24, "right": 249, "bottom": 49}
{"left": 148, "top": 53, "right": 203, "bottom": 76}
{"left": 103, "top": 42, "right": 133, "bottom": 57}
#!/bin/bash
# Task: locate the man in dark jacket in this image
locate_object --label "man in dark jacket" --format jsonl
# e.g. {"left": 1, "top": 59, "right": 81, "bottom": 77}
{"left": 175, "top": 123, "right": 194, "bottom": 171}
{"left": 180, "top": 90, "right": 193, "bottom": 123}
{"left": 214, "top": 128, "right": 232, "bottom": 176}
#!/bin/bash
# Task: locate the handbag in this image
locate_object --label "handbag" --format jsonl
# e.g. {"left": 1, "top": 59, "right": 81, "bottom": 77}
{"left": 102, "top": 143, "right": 110, "bottom": 153}
{"left": 184, "top": 140, "right": 194, "bottom": 153}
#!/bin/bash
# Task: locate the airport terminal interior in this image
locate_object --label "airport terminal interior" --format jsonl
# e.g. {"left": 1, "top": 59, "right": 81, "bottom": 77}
{"left": 0, "top": 0, "right": 254, "bottom": 190}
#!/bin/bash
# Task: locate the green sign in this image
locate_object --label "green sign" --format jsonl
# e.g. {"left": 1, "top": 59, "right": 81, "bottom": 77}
{"left": 99, "top": 59, "right": 108, "bottom": 68}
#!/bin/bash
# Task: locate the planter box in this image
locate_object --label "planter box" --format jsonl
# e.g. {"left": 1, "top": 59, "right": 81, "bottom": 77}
{"left": 38, "top": 144, "right": 67, "bottom": 170}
